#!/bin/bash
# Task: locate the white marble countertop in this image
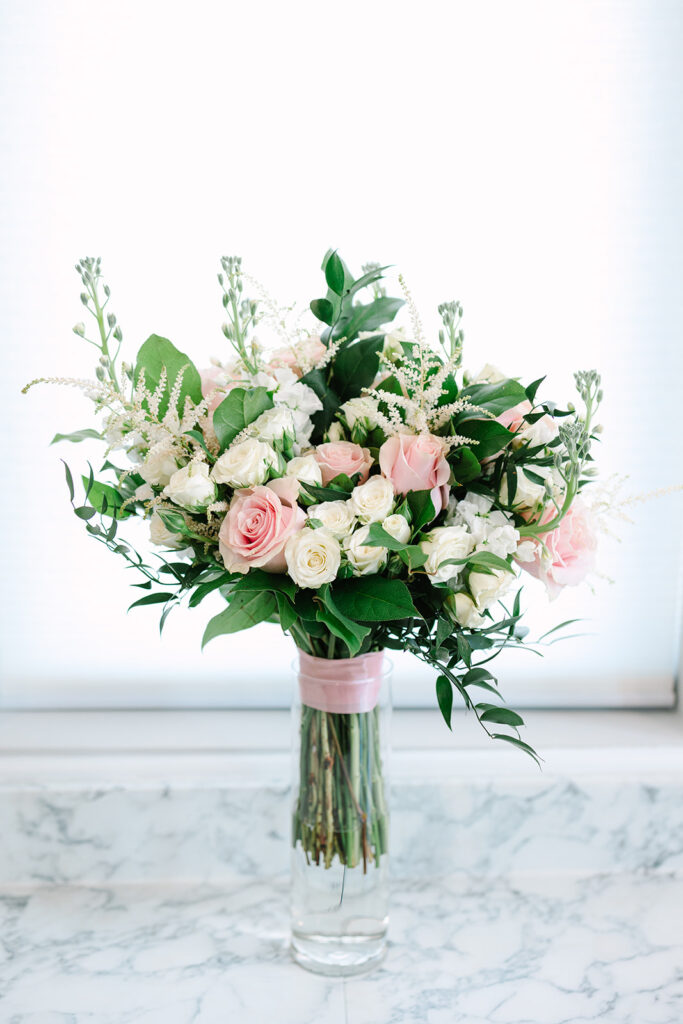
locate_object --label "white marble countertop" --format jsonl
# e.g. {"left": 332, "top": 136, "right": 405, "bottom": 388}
{"left": 2, "top": 871, "right": 682, "bottom": 1024}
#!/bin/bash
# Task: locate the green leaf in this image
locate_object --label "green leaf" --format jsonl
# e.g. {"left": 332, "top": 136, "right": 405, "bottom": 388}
{"left": 335, "top": 296, "right": 403, "bottom": 341}
{"left": 202, "top": 591, "right": 277, "bottom": 648}
{"left": 275, "top": 592, "right": 298, "bottom": 632}
{"left": 407, "top": 490, "right": 436, "bottom": 534}
{"left": 331, "top": 334, "right": 384, "bottom": 401}
{"left": 300, "top": 367, "right": 340, "bottom": 433}
{"left": 477, "top": 703, "right": 525, "bottom": 727}
{"left": 212, "top": 386, "right": 273, "bottom": 451}
{"left": 525, "top": 376, "right": 546, "bottom": 403}
{"left": 128, "top": 592, "right": 175, "bottom": 611}
{"left": 188, "top": 574, "right": 234, "bottom": 608}
{"left": 345, "top": 265, "right": 391, "bottom": 300}
{"left": 398, "top": 545, "right": 428, "bottom": 570}
{"left": 74, "top": 505, "right": 96, "bottom": 520}
{"left": 310, "top": 298, "right": 335, "bottom": 325}
{"left": 436, "top": 675, "right": 453, "bottom": 730}
{"left": 459, "top": 379, "right": 527, "bottom": 417}
{"left": 134, "top": 334, "right": 202, "bottom": 420}
{"left": 466, "top": 550, "right": 515, "bottom": 574}
{"left": 300, "top": 481, "right": 354, "bottom": 503}
{"left": 80, "top": 477, "right": 132, "bottom": 520}
{"left": 62, "top": 460, "right": 75, "bottom": 502}
{"left": 436, "top": 616, "right": 452, "bottom": 649}
{"left": 365, "top": 523, "right": 410, "bottom": 552}
{"left": 462, "top": 667, "right": 497, "bottom": 686}
{"left": 157, "top": 509, "right": 187, "bottom": 534}
{"left": 492, "top": 733, "right": 543, "bottom": 767}
{"left": 324, "top": 251, "right": 346, "bottom": 296}
{"left": 331, "top": 578, "right": 418, "bottom": 622}
{"left": 537, "top": 618, "right": 583, "bottom": 642}
{"left": 51, "top": 428, "right": 101, "bottom": 445}
{"left": 455, "top": 418, "right": 515, "bottom": 460}
{"left": 233, "top": 569, "right": 296, "bottom": 601}
{"left": 315, "top": 584, "right": 370, "bottom": 656}
{"left": 450, "top": 446, "right": 481, "bottom": 484}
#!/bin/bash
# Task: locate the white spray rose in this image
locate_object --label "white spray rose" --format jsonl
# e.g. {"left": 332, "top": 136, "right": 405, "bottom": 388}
{"left": 164, "top": 462, "right": 217, "bottom": 512}
{"left": 249, "top": 406, "right": 295, "bottom": 443}
{"left": 211, "top": 438, "right": 278, "bottom": 488}
{"left": 469, "top": 568, "right": 514, "bottom": 611}
{"left": 285, "top": 454, "right": 323, "bottom": 486}
{"left": 139, "top": 447, "right": 180, "bottom": 487}
{"left": 447, "top": 592, "right": 486, "bottom": 628}
{"left": 349, "top": 475, "right": 394, "bottom": 524}
{"left": 326, "top": 422, "right": 346, "bottom": 442}
{"left": 421, "top": 525, "right": 474, "bottom": 584}
{"left": 341, "top": 396, "right": 381, "bottom": 430}
{"left": 382, "top": 328, "right": 407, "bottom": 363}
{"left": 308, "top": 500, "right": 355, "bottom": 539}
{"left": 343, "top": 525, "right": 387, "bottom": 576}
{"left": 285, "top": 527, "right": 341, "bottom": 588}
{"left": 135, "top": 483, "right": 154, "bottom": 502}
{"left": 149, "top": 511, "right": 184, "bottom": 549}
{"left": 381, "top": 513, "right": 411, "bottom": 544}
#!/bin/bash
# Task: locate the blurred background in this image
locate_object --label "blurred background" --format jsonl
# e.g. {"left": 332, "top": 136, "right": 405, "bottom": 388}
{"left": 1, "top": 0, "right": 681, "bottom": 711}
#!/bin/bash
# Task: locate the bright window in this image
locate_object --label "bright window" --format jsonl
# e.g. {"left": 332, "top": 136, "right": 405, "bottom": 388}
{"left": 2, "top": 1, "right": 681, "bottom": 710}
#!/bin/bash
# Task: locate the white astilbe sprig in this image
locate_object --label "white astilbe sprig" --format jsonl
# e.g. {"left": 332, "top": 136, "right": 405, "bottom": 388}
{"left": 243, "top": 273, "right": 297, "bottom": 347}
{"left": 309, "top": 336, "right": 345, "bottom": 374}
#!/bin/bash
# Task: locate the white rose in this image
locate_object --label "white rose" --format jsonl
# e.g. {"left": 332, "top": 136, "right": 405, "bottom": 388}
{"left": 421, "top": 525, "right": 474, "bottom": 584}
{"left": 149, "top": 511, "right": 184, "bottom": 549}
{"left": 211, "top": 438, "right": 278, "bottom": 488}
{"left": 308, "top": 500, "right": 355, "bottom": 539}
{"left": 469, "top": 363, "right": 507, "bottom": 384}
{"left": 344, "top": 525, "right": 387, "bottom": 576}
{"left": 382, "top": 513, "right": 411, "bottom": 544}
{"left": 349, "top": 475, "right": 394, "bottom": 524}
{"left": 135, "top": 483, "right": 154, "bottom": 502}
{"left": 499, "top": 467, "right": 547, "bottom": 511}
{"left": 286, "top": 455, "right": 323, "bottom": 486}
{"left": 285, "top": 527, "right": 341, "bottom": 589}
{"left": 447, "top": 591, "right": 486, "bottom": 628}
{"left": 341, "top": 396, "right": 381, "bottom": 430}
{"left": 164, "top": 462, "right": 217, "bottom": 511}
{"left": 249, "top": 406, "right": 295, "bottom": 443}
{"left": 469, "top": 568, "right": 514, "bottom": 611}
{"left": 139, "top": 447, "right": 180, "bottom": 487}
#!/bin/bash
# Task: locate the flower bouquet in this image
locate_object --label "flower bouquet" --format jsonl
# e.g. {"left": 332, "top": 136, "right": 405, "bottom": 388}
{"left": 25, "top": 251, "right": 602, "bottom": 973}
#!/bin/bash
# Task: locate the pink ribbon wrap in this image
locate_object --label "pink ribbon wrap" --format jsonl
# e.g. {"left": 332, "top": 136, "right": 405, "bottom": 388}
{"left": 297, "top": 651, "right": 385, "bottom": 714}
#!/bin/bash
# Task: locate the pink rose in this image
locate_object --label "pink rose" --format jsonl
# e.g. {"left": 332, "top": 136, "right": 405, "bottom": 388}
{"left": 218, "top": 477, "right": 306, "bottom": 574}
{"left": 200, "top": 365, "right": 241, "bottom": 414}
{"left": 267, "top": 336, "right": 327, "bottom": 378}
{"left": 498, "top": 400, "right": 558, "bottom": 446}
{"left": 314, "top": 441, "right": 373, "bottom": 486}
{"left": 379, "top": 433, "right": 451, "bottom": 516}
{"left": 518, "top": 499, "right": 597, "bottom": 599}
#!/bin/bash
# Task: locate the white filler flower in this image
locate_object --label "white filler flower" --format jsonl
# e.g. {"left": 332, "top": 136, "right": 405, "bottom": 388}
{"left": 285, "top": 527, "right": 341, "bottom": 588}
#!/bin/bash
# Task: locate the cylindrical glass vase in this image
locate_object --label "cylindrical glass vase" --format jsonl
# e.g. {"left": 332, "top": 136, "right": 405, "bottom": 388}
{"left": 290, "top": 651, "right": 391, "bottom": 976}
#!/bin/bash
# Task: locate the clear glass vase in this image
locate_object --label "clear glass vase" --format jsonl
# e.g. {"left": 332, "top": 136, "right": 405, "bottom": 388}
{"left": 290, "top": 651, "right": 391, "bottom": 976}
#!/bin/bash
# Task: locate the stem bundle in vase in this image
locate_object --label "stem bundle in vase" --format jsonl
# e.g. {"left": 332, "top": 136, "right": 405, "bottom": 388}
{"left": 294, "top": 705, "right": 388, "bottom": 872}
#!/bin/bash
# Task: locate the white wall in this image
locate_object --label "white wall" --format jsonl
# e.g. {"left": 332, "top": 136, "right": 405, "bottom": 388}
{"left": 1, "top": 0, "right": 681, "bottom": 708}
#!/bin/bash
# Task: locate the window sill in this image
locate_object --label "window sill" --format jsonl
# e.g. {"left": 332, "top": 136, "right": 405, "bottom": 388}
{"left": 1, "top": 707, "right": 682, "bottom": 785}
